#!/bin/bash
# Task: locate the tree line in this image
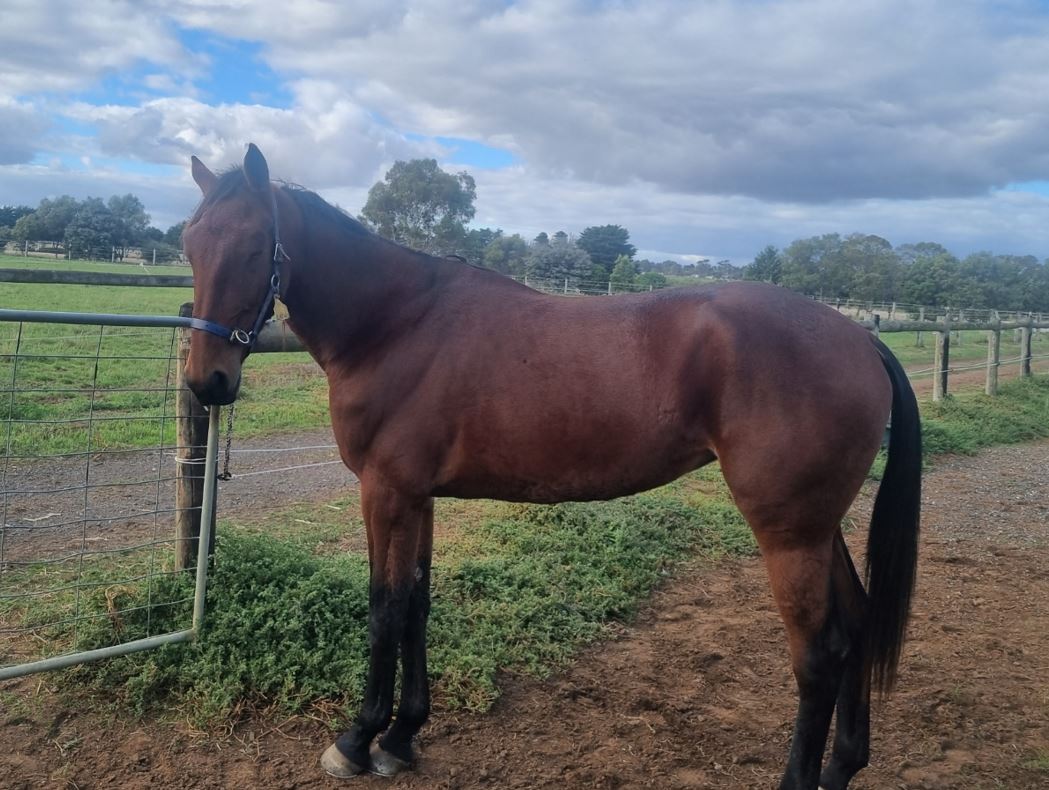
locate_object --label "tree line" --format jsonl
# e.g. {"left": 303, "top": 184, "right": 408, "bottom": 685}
{"left": 0, "top": 197, "right": 184, "bottom": 262}
{"left": 743, "top": 234, "right": 1049, "bottom": 313}
{"left": 6, "top": 158, "right": 1049, "bottom": 313}
{"left": 356, "top": 158, "right": 684, "bottom": 289}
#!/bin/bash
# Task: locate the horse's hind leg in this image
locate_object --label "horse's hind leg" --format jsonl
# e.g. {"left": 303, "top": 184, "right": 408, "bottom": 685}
{"left": 754, "top": 527, "right": 852, "bottom": 790}
{"left": 820, "top": 533, "right": 870, "bottom": 790}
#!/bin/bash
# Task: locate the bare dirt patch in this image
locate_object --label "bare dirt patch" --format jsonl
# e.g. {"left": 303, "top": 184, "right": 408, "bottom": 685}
{"left": 3, "top": 440, "right": 1049, "bottom": 789}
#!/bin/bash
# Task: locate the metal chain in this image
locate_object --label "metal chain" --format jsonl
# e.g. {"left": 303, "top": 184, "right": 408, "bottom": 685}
{"left": 218, "top": 403, "right": 235, "bottom": 480}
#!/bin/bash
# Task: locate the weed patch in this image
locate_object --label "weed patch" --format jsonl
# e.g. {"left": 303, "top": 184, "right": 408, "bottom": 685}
{"left": 66, "top": 491, "right": 753, "bottom": 720}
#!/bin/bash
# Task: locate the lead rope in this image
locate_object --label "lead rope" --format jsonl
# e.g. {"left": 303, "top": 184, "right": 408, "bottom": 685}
{"left": 218, "top": 403, "right": 236, "bottom": 481}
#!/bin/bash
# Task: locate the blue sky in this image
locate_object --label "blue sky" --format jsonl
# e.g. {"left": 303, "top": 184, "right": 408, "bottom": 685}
{"left": 5, "top": 0, "right": 1049, "bottom": 264}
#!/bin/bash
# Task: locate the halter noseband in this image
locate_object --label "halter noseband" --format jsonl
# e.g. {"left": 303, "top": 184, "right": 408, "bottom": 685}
{"left": 188, "top": 188, "right": 291, "bottom": 348}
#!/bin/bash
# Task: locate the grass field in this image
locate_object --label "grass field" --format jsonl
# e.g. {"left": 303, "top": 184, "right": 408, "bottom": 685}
{"left": 1, "top": 257, "right": 328, "bottom": 453}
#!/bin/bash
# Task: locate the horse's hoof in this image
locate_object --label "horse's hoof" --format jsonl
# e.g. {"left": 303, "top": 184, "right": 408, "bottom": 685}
{"left": 320, "top": 742, "right": 367, "bottom": 778}
{"left": 369, "top": 744, "right": 412, "bottom": 777}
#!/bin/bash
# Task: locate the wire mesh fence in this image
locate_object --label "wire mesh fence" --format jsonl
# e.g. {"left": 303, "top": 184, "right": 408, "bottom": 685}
{"left": 0, "top": 314, "right": 215, "bottom": 679}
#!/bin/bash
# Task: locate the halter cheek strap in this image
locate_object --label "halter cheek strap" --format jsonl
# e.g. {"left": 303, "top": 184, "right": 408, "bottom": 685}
{"left": 190, "top": 189, "right": 291, "bottom": 348}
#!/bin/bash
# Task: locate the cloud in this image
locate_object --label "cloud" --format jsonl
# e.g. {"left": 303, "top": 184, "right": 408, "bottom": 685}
{"left": 5, "top": 0, "right": 1049, "bottom": 263}
{"left": 160, "top": 0, "right": 1049, "bottom": 203}
{"left": 66, "top": 81, "right": 438, "bottom": 189}
{"left": 0, "top": 0, "right": 188, "bottom": 96}
{"left": 0, "top": 100, "right": 50, "bottom": 165}
{"left": 467, "top": 168, "right": 1049, "bottom": 262}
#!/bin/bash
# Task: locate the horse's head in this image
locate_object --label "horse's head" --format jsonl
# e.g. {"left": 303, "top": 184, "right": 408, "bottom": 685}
{"left": 182, "top": 144, "right": 284, "bottom": 405}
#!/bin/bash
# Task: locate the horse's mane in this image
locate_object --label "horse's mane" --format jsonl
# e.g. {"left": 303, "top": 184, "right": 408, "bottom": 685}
{"left": 189, "top": 166, "right": 491, "bottom": 268}
{"left": 189, "top": 167, "right": 371, "bottom": 240}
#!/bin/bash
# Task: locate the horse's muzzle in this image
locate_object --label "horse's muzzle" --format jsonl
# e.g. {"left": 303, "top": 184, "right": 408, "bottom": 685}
{"left": 189, "top": 369, "right": 240, "bottom": 406}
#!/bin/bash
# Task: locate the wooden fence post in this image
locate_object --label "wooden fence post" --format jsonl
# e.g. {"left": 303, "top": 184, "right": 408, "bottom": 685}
{"left": 1021, "top": 315, "right": 1033, "bottom": 377}
{"left": 174, "top": 302, "right": 215, "bottom": 570}
{"left": 986, "top": 322, "right": 1000, "bottom": 396}
{"left": 916, "top": 306, "right": 925, "bottom": 347}
{"left": 933, "top": 317, "right": 950, "bottom": 401}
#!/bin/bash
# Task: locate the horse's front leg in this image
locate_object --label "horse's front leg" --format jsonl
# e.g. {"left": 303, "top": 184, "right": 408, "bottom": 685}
{"left": 321, "top": 481, "right": 432, "bottom": 778}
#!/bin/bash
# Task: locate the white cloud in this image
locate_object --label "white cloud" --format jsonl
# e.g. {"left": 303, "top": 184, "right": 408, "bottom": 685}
{"left": 158, "top": 0, "right": 1049, "bottom": 202}
{"left": 5, "top": 0, "right": 1049, "bottom": 262}
{"left": 65, "top": 82, "right": 438, "bottom": 190}
{"left": 0, "top": 0, "right": 188, "bottom": 96}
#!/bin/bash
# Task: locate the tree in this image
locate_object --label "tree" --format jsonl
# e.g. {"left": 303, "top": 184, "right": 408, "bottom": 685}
{"left": 108, "top": 194, "right": 150, "bottom": 259}
{"left": 462, "top": 227, "right": 501, "bottom": 265}
{"left": 714, "top": 260, "right": 742, "bottom": 280}
{"left": 15, "top": 196, "right": 80, "bottom": 249}
{"left": 609, "top": 254, "right": 638, "bottom": 287}
{"left": 898, "top": 251, "right": 962, "bottom": 306}
{"left": 839, "top": 234, "right": 899, "bottom": 302}
{"left": 482, "top": 233, "right": 529, "bottom": 277}
{"left": 141, "top": 226, "right": 164, "bottom": 244}
{"left": 11, "top": 212, "right": 42, "bottom": 244}
{"left": 359, "top": 159, "right": 476, "bottom": 255}
{"left": 526, "top": 235, "right": 593, "bottom": 283}
{"left": 743, "top": 245, "right": 782, "bottom": 283}
{"left": 636, "top": 271, "right": 667, "bottom": 289}
{"left": 780, "top": 234, "right": 852, "bottom": 297}
{"left": 64, "top": 198, "right": 116, "bottom": 260}
{"left": 0, "top": 205, "right": 33, "bottom": 228}
{"left": 164, "top": 221, "right": 186, "bottom": 247}
{"left": 576, "top": 225, "right": 636, "bottom": 277}
{"left": 896, "top": 241, "right": 950, "bottom": 266}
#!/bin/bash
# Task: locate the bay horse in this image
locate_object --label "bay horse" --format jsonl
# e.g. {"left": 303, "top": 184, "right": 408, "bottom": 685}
{"left": 182, "top": 144, "right": 920, "bottom": 790}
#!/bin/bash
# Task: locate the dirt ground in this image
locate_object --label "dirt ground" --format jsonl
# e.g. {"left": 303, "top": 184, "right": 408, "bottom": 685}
{"left": 2, "top": 439, "right": 1049, "bottom": 789}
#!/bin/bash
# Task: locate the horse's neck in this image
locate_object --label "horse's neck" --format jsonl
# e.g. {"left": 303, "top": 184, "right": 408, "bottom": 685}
{"left": 282, "top": 217, "right": 443, "bottom": 369}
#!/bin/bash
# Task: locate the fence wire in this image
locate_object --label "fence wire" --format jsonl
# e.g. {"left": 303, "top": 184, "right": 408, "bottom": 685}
{"left": 0, "top": 318, "right": 201, "bottom": 674}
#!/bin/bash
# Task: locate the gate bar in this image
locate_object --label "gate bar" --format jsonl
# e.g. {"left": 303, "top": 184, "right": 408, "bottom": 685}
{"left": 0, "top": 408, "right": 221, "bottom": 681}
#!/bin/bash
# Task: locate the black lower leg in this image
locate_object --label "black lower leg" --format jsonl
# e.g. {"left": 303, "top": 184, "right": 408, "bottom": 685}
{"left": 819, "top": 649, "right": 870, "bottom": 790}
{"left": 379, "top": 566, "right": 432, "bottom": 763}
{"left": 821, "top": 543, "right": 870, "bottom": 790}
{"left": 335, "top": 582, "right": 410, "bottom": 767}
{"left": 779, "top": 606, "right": 850, "bottom": 789}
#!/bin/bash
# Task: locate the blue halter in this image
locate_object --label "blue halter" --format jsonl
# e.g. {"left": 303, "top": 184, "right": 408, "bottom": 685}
{"left": 189, "top": 189, "right": 291, "bottom": 348}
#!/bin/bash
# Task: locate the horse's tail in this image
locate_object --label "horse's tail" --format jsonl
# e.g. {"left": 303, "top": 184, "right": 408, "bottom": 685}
{"left": 865, "top": 338, "right": 922, "bottom": 694}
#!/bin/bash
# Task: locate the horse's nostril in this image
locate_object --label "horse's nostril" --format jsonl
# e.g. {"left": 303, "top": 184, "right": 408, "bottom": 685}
{"left": 208, "top": 370, "right": 229, "bottom": 395}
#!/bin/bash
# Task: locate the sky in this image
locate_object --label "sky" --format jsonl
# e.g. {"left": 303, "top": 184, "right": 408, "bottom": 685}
{"left": 4, "top": 0, "right": 1049, "bottom": 265}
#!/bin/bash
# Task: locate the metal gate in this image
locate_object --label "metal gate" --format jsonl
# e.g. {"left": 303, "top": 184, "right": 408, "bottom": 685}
{"left": 0, "top": 308, "right": 219, "bottom": 680}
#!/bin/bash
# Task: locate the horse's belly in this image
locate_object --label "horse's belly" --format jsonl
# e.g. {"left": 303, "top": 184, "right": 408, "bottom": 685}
{"left": 432, "top": 431, "right": 716, "bottom": 503}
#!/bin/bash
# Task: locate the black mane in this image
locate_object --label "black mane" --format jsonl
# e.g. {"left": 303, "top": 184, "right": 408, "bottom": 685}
{"left": 190, "top": 166, "right": 371, "bottom": 240}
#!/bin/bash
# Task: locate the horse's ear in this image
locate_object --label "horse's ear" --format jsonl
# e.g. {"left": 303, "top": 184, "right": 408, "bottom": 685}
{"left": 191, "top": 155, "right": 217, "bottom": 195}
{"left": 243, "top": 143, "right": 271, "bottom": 192}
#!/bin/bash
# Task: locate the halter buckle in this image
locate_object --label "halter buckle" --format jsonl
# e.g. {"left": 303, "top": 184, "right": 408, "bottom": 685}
{"left": 230, "top": 328, "right": 254, "bottom": 345}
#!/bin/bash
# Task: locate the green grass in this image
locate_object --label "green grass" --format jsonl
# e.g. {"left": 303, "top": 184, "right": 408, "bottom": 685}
{"left": 879, "top": 327, "right": 1045, "bottom": 372}
{"left": 0, "top": 253, "right": 189, "bottom": 277}
{"left": 920, "top": 376, "right": 1049, "bottom": 455}
{"left": 60, "top": 482, "right": 752, "bottom": 721}
{"left": 1, "top": 272, "right": 330, "bottom": 454}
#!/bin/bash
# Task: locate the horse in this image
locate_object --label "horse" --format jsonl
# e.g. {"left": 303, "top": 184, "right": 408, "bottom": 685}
{"left": 181, "top": 144, "right": 920, "bottom": 790}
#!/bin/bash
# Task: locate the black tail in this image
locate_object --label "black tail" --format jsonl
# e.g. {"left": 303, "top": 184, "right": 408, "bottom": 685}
{"left": 866, "top": 338, "right": 922, "bottom": 694}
